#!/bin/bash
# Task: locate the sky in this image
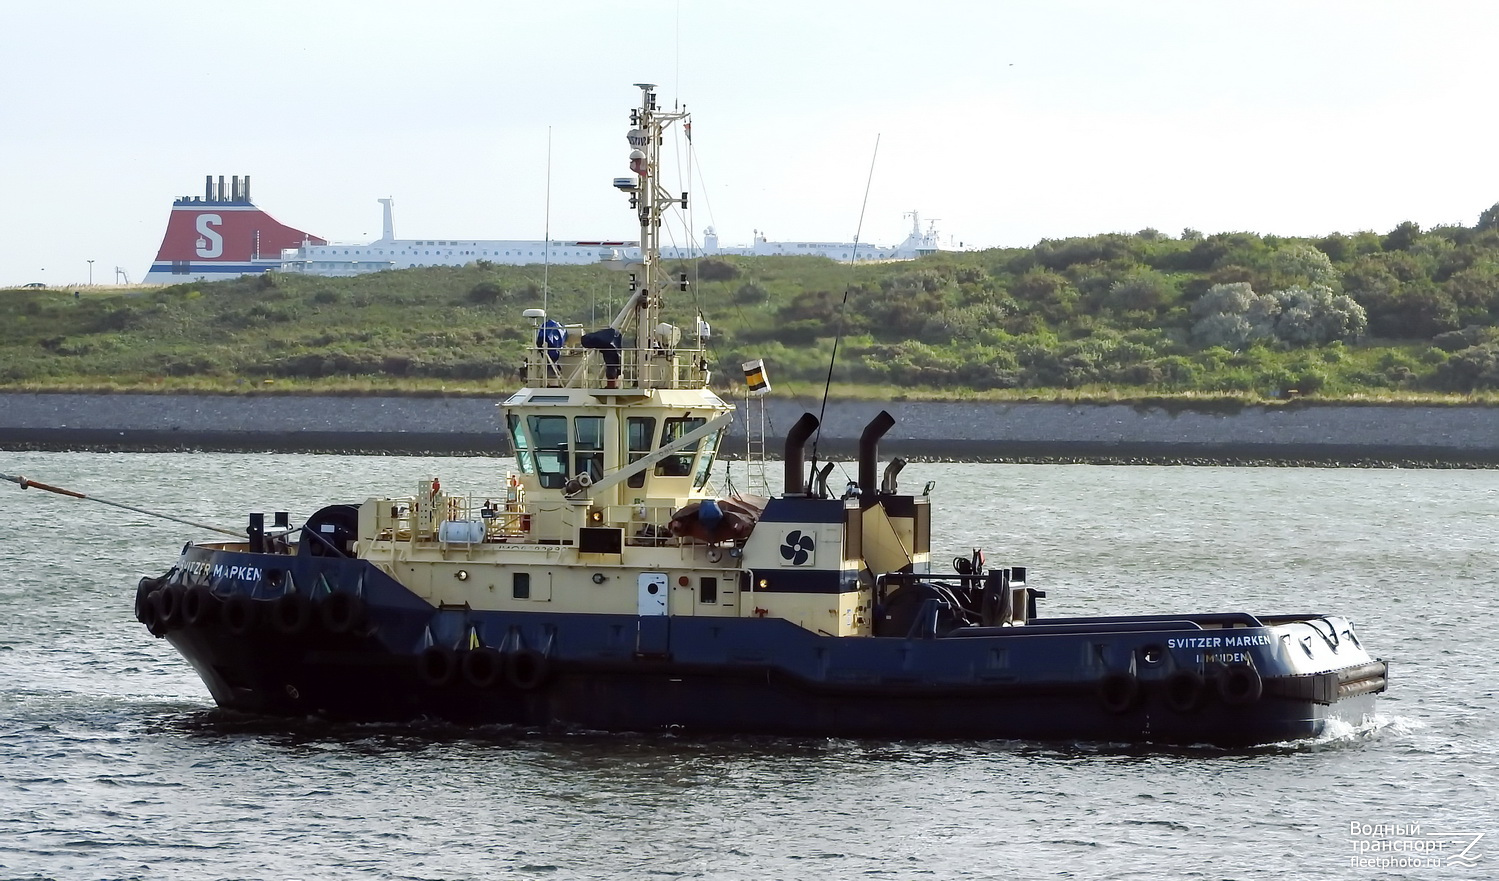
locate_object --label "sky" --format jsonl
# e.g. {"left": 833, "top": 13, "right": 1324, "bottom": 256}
{"left": 2, "top": 0, "right": 1497, "bottom": 287}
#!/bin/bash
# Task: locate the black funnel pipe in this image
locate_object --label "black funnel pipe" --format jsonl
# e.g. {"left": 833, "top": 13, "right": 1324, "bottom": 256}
{"left": 784, "top": 413, "right": 820, "bottom": 495}
{"left": 814, "top": 461, "right": 835, "bottom": 499}
{"left": 881, "top": 457, "right": 907, "bottom": 495}
{"left": 858, "top": 410, "right": 896, "bottom": 508}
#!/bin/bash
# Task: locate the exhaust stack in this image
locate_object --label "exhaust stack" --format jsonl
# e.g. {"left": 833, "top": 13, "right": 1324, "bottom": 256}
{"left": 783, "top": 413, "right": 820, "bottom": 496}
{"left": 858, "top": 410, "right": 896, "bottom": 508}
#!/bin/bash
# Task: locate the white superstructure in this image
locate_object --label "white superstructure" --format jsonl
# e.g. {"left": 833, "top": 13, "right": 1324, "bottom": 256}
{"left": 279, "top": 199, "right": 964, "bottom": 277}
{"left": 276, "top": 193, "right": 633, "bottom": 276}
{"left": 684, "top": 211, "right": 960, "bottom": 262}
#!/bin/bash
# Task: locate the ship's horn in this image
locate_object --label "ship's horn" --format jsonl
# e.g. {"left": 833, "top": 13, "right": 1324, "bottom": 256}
{"left": 783, "top": 413, "right": 819, "bottom": 496}
{"left": 859, "top": 410, "right": 896, "bottom": 508}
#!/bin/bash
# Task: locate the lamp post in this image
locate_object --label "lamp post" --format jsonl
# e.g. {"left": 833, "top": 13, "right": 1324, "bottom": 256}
{"left": 87, "top": 259, "right": 94, "bottom": 286}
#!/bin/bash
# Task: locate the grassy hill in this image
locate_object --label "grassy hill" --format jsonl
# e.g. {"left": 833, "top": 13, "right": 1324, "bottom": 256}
{"left": 5, "top": 207, "right": 1499, "bottom": 405}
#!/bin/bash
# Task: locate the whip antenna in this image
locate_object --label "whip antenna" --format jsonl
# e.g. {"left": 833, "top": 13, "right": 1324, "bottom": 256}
{"left": 543, "top": 125, "right": 553, "bottom": 311}
{"left": 810, "top": 133, "right": 881, "bottom": 472}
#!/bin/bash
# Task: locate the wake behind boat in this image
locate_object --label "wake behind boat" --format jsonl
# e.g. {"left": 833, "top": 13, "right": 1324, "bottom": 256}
{"left": 130, "top": 84, "right": 1387, "bottom": 746}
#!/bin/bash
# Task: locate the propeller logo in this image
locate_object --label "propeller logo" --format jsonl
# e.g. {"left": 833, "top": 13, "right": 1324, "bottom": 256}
{"left": 780, "top": 529, "right": 815, "bottom": 566}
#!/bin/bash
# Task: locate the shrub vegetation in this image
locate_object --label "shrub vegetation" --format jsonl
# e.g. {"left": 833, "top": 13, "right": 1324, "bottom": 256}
{"left": 6, "top": 204, "right": 1499, "bottom": 402}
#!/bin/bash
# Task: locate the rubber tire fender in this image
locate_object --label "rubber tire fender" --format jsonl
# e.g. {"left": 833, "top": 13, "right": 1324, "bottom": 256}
{"left": 462, "top": 647, "right": 504, "bottom": 689}
{"left": 222, "top": 594, "right": 257, "bottom": 636}
{"left": 151, "top": 585, "right": 185, "bottom": 630}
{"left": 418, "top": 646, "right": 458, "bottom": 687}
{"left": 135, "top": 575, "right": 165, "bottom": 623}
{"left": 1097, "top": 671, "right": 1141, "bottom": 714}
{"left": 505, "top": 647, "right": 551, "bottom": 690}
{"left": 1217, "top": 663, "right": 1263, "bottom": 705}
{"left": 181, "top": 585, "right": 217, "bottom": 628}
{"left": 318, "top": 592, "right": 366, "bottom": 635}
{"left": 1163, "top": 669, "right": 1206, "bottom": 713}
{"left": 272, "top": 593, "right": 312, "bottom": 636}
{"left": 138, "top": 587, "right": 167, "bottom": 637}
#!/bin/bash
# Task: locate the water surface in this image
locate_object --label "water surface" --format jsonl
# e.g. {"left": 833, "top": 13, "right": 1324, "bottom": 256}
{"left": 1, "top": 453, "right": 1494, "bottom": 879}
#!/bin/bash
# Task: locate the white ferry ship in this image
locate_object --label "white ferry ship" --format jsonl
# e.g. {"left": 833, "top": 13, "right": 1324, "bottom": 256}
{"left": 279, "top": 202, "right": 961, "bottom": 276}
{"left": 144, "top": 176, "right": 964, "bottom": 282}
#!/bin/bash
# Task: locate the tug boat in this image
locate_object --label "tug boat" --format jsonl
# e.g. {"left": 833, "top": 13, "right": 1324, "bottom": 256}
{"left": 133, "top": 85, "right": 1387, "bottom": 746}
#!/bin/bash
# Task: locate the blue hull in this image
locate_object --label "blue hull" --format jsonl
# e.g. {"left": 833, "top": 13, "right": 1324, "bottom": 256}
{"left": 139, "top": 547, "right": 1385, "bottom": 747}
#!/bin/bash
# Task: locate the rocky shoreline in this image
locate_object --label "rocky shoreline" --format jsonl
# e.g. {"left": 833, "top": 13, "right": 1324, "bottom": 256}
{"left": 3, "top": 391, "right": 1498, "bottom": 466}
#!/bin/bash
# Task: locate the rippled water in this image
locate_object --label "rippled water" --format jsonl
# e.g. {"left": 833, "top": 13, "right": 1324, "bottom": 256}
{"left": 1, "top": 452, "right": 1495, "bottom": 880}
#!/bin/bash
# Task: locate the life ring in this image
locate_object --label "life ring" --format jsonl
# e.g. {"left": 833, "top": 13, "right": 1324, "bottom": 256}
{"left": 181, "top": 585, "right": 216, "bottom": 627}
{"left": 272, "top": 593, "right": 312, "bottom": 636}
{"left": 152, "top": 585, "right": 185, "bottom": 630}
{"left": 1097, "top": 671, "right": 1141, "bottom": 714}
{"left": 418, "top": 646, "right": 458, "bottom": 687}
{"left": 1217, "top": 663, "right": 1263, "bottom": 705}
{"left": 222, "top": 594, "right": 257, "bottom": 636}
{"left": 1163, "top": 670, "right": 1206, "bottom": 713}
{"left": 462, "top": 647, "right": 504, "bottom": 689}
{"left": 505, "top": 647, "right": 551, "bottom": 690}
{"left": 318, "top": 592, "right": 366, "bottom": 635}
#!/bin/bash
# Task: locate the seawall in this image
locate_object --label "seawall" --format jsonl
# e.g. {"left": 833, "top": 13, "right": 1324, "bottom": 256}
{"left": 1, "top": 392, "right": 1496, "bottom": 465}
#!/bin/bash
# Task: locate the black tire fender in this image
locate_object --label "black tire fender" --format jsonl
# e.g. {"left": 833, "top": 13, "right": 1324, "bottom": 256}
{"left": 135, "top": 575, "right": 165, "bottom": 623}
{"left": 1097, "top": 671, "right": 1141, "bottom": 714}
{"left": 271, "top": 593, "right": 311, "bottom": 636}
{"left": 181, "top": 585, "right": 216, "bottom": 628}
{"left": 138, "top": 586, "right": 167, "bottom": 637}
{"left": 505, "top": 647, "right": 551, "bottom": 690}
{"left": 222, "top": 594, "right": 257, "bottom": 636}
{"left": 418, "top": 646, "right": 458, "bottom": 687}
{"left": 462, "top": 647, "right": 504, "bottom": 689}
{"left": 1218, "top": 663, "right": 1263, "bottom": 705}
{"left": 152, "top": 585, "right": 185, "bottom": 630}
{"left": 1164, "top": 669, "right": 1206, "bottom": 713}
{"left": 317, "top": 592, "right": 366, "bottom": 635}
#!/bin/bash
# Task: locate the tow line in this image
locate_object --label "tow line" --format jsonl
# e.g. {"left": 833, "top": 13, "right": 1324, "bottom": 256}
{"left": 2, "top": 472, "right": 247, "bottom": 538}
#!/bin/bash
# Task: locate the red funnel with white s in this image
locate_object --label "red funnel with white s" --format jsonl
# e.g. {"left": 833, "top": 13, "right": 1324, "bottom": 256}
{"left": 143, "top": 175, "right": 324, "bottom": 284}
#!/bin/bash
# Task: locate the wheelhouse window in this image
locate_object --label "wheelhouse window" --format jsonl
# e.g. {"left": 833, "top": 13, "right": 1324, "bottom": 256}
{"left": 574, "top": 416, "right": 604, "bottom": 481}
{"left": 527, "top": 415, "right": 569, "bottom": 489}
{"left": 626, "top": 417, "right": 655, "bottom": 489}
{"left": 692, "top": 427, "right": 723, "bottom": 488}
{"left": 507, "top": 414, "right": 533, "bottom": 474}
{"left": 656, "top": 417, "right": 705, "bottom": 477}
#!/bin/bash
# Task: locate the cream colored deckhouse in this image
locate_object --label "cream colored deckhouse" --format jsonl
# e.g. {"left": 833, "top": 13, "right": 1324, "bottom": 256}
{"left": 350, "top": 84, "right": 922, "bottom": 641}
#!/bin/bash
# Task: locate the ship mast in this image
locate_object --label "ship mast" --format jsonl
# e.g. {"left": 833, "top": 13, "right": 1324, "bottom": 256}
{"left": 610, "top": 83, "right": 689, "bottom": 356}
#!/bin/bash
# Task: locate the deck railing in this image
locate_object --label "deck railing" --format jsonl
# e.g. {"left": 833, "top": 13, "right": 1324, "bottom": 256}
{"left": 524, "top": 341, "right": 709, "bottom": 390}
{"left": 363, "top": 494, "right": 685, "bottom": 550}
